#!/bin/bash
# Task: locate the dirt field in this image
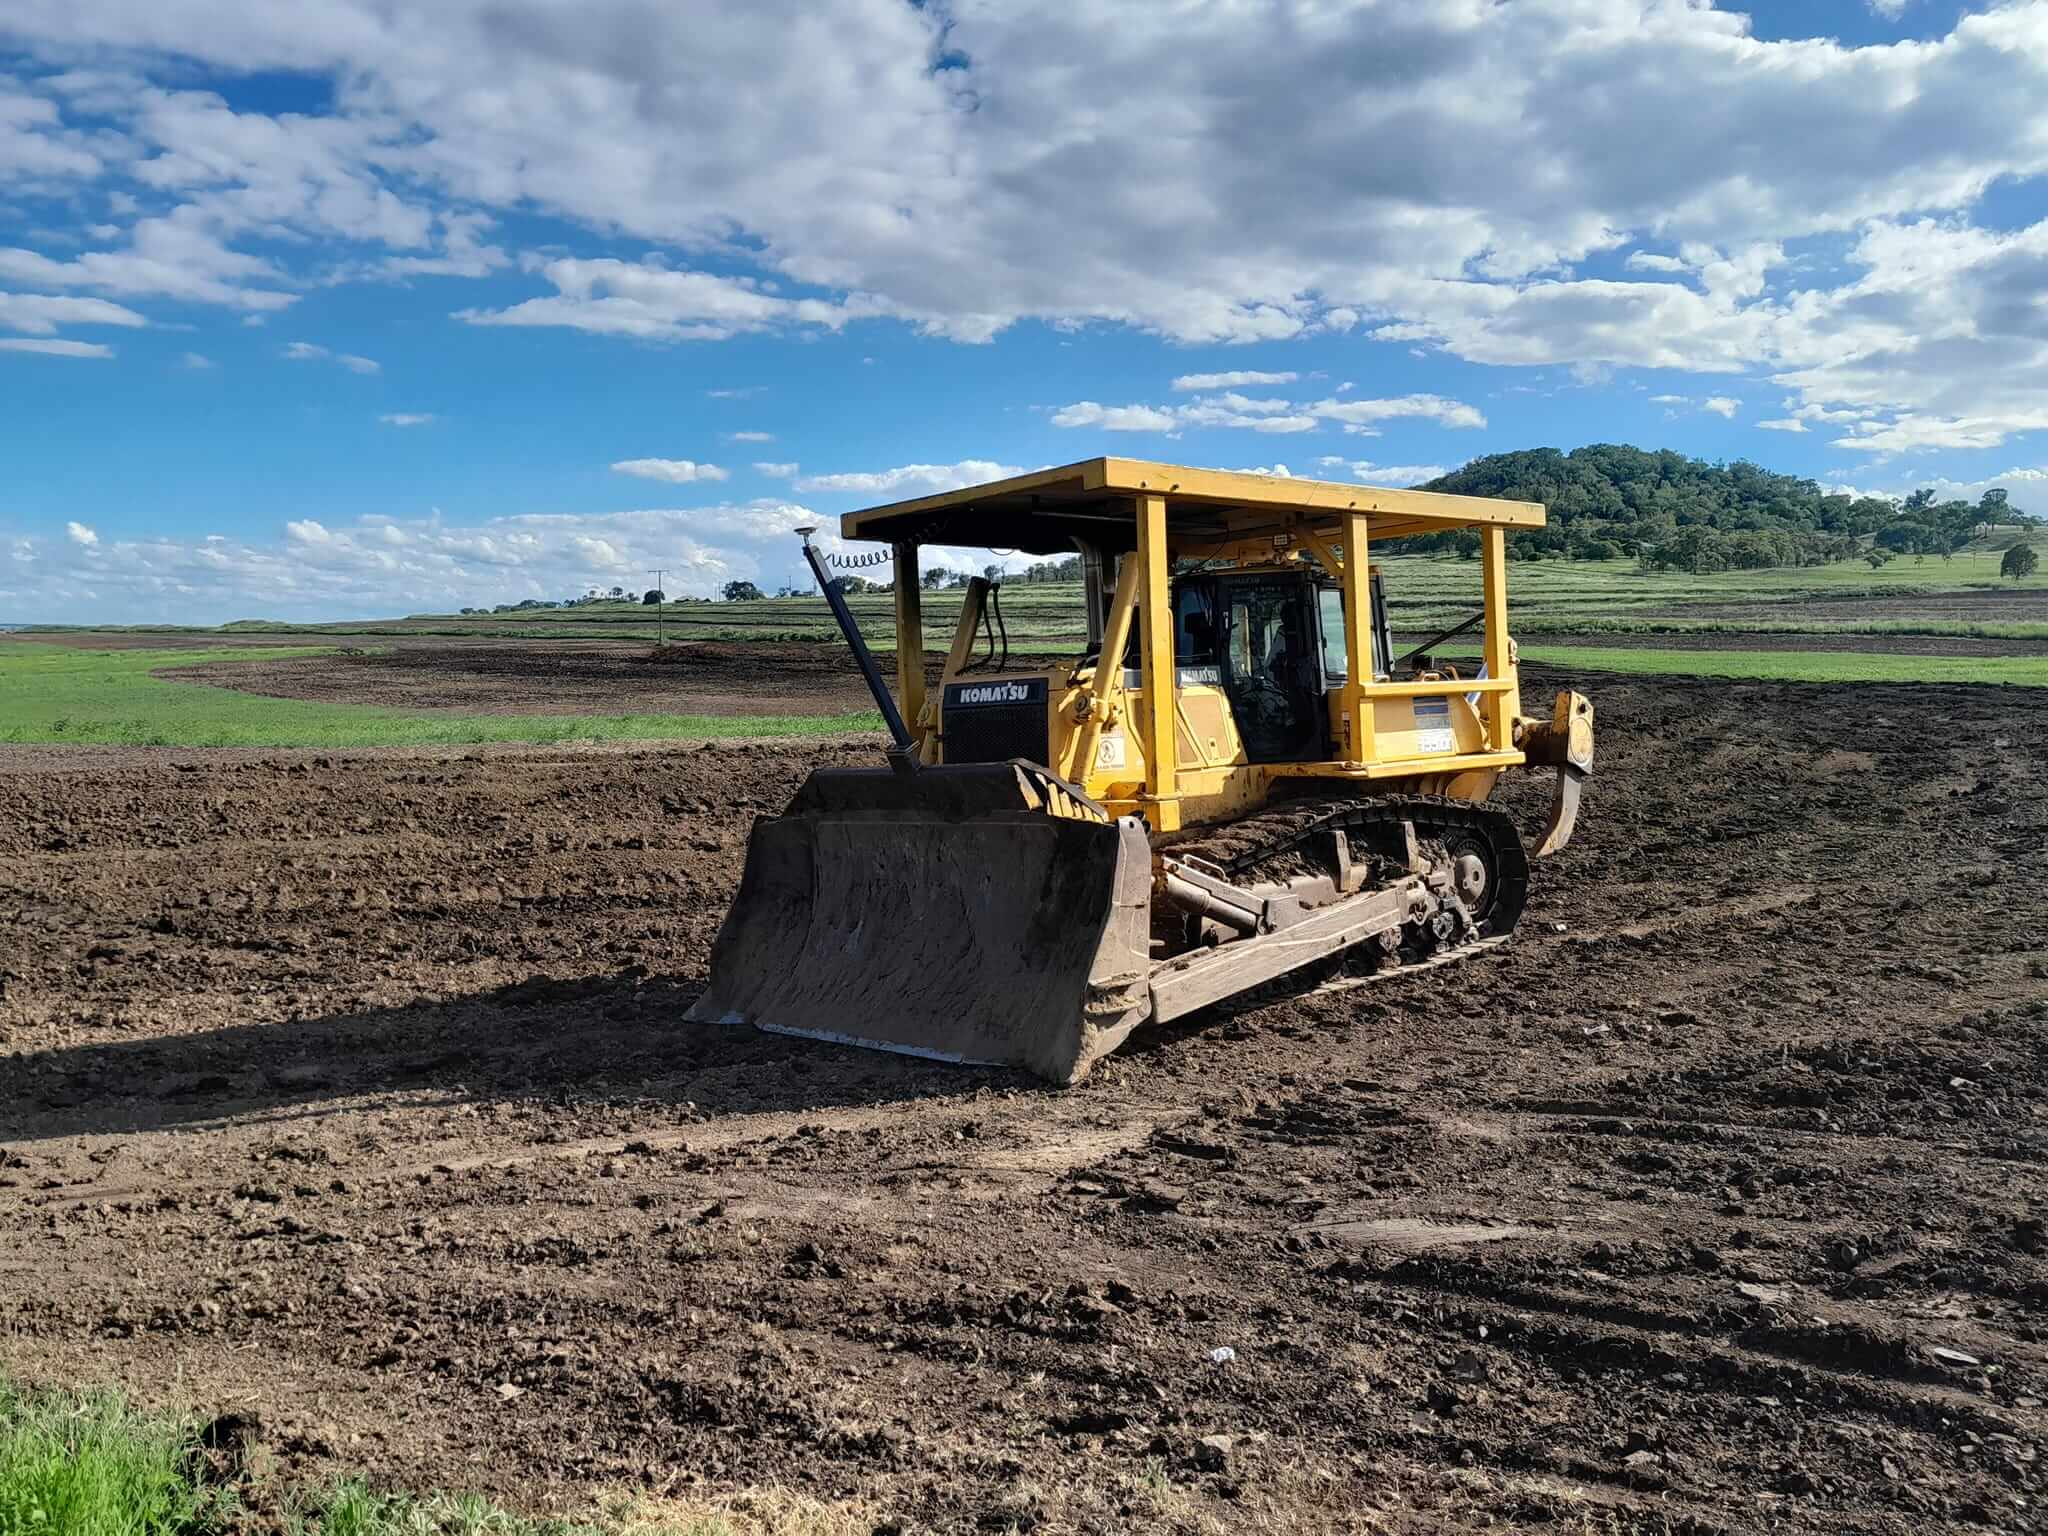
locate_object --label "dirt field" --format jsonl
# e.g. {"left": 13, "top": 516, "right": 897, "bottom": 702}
{"left": 169, "top": 641, "right": 886, "bottom": 717}
{"left": 2, "top": 664, "right": 2044, "bottom": 1534}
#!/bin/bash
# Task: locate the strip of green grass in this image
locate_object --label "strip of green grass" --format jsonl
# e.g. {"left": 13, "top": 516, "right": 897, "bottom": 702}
{"left": 0, "top": 644, "right": 883, "bottom": 748}
{"left": 0, "top": 1377, "right": 227, "bottom": 1535}
{"left": 0, "top": 1375, "right": 868, "bottom": 1534}
{"left": 1513, "top": 643, "right": 2048, "bottom": 687}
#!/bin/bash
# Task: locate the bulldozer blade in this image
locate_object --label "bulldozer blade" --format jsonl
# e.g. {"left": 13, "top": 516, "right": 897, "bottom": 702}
{"left": 686, "top": 765, "right": 1155, "bottom": 1085}
{"left": 1533, "top": 763, "right": 1586, "bottom": 858}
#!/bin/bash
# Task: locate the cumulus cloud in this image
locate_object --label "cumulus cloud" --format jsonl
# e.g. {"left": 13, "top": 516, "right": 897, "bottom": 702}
{"left": 1315, "top": 457, "right": 1449, "bottom": 487}
{"left": 753, "top": 461, "right": 798, "bottom": 479}
{"left": 1702, "top": 396, "right": 1740, "bottom": 419}
{"left": 793, "top": 460, "right": 1024, "bottom": 495}
{"left": 378, "top": 412, "right": 435, "bottom": 426}
{"left": 1171, "top": 370, "right": 1298, "bottom": 392}
{"left": 456, "top": 258, "right": 885, "bottom": 342}
{"left": 610, "top": 458, "right": 730, "bottom": 484}
{"left": 0, "top": 1, "right": 2045, "bottom": 484}
{"left": 1050, "top": 402, "right": 1182, "bottom": 433}
{"left": 1, "top": 496, "right": 926, "bottom": 621}
{"left": 0, "top": 337, "right": 114, "bottom": 357}
{"left": 1052, "top": 392, "right": 1483, "bottom": 436}
{"left": 726, "top": 430, "right": 774, "bottom": 443}
{"left": 0, "top": 291, "right": 147, "bottom": 335}
{"left": 1757, "top": 417, "right": 1805, "bottom": 432}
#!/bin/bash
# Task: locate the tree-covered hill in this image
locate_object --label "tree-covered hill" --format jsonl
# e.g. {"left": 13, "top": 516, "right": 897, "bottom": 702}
{"left": 1418, "top": 445, "right": 2035, "bottom": 571}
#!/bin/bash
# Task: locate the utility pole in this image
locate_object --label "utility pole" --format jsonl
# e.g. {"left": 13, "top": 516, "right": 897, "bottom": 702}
{"left": 648, "top": 567, "right": 666, "bottom": 647}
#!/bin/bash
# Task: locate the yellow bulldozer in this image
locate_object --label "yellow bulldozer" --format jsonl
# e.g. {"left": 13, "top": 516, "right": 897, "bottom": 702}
{"left": 688, "top": 458, "right": 1593, "bottom": 1083}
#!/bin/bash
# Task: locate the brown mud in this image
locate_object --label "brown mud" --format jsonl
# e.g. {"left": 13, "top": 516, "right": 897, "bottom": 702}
{"left": 165, "top": 641, "right": 886, "bottom": 718}
{"left": 1, "top": 664, "right": 2044, "bottom": 1533}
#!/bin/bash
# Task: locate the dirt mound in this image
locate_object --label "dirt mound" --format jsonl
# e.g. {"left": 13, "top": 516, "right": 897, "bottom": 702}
{"left": 1, "top": 663, "right": 2044, "bottom": 1531}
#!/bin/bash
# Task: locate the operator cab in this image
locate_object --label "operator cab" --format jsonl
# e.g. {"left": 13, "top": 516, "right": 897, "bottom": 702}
{"left": 1156, "top": 565, "right": 1394, "bottom": 764}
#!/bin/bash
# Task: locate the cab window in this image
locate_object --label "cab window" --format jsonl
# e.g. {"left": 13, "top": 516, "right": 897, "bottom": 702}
{"left": 1319, "top": 586, "right": 1347, "bottom": 681}
{"left": 1316, "top": 581, "right": 1388, "bottom": 681}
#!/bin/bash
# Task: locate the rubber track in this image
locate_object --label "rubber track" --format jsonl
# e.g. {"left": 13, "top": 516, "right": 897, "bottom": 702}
{"left": 1168, "top": 793, "right": 1530, "bottom": 937}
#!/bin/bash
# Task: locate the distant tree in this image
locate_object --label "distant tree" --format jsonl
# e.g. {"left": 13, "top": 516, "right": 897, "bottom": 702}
{"left": 838, "top": 575, "right": 871, "bottom": 595}
{"left": 608, "top": 585, "right": 625, "bottom": 599}
{"left": 2003, "top": 542, "right": 2040, "bottom": 581}
{"left": 921, "top": 566, "right": 946, "bottom": 590}
{"left": 723, "top": 580, "right": 766, "bottom": 602}
{"left": 982, "top": 563, "right": 1004, "bottom": 583}
{"left": 643, "top": 589, "right": 665, "bottom": 604}
{"left": 1864, "top": 549, "right": 1893, "bottom": 569}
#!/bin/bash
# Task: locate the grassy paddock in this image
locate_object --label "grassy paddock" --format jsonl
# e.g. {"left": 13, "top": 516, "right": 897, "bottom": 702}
{"left": 1510, "top": 642, "right": 2048, "bottom": 687}
{"left": 16, "top": 549, "right": 2046, "bottom": 655}
{"left": 0, "top": 644, "right": 883, "bottom": 748}
{"left": 0, "top": 1375, "right": 876, "bottom": 1535}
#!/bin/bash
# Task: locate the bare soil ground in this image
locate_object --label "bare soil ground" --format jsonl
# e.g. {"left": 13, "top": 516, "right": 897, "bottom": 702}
{"left": 1, "top": 664, "right": 2044, "bottom": 1534}
{"left": 168, "top": 641, "right": 885, "bottom": 717}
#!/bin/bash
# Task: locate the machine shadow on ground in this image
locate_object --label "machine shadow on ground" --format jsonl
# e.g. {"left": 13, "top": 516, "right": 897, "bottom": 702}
{"left": 0, "top": 972, "right": 1047, "bottom": 1144}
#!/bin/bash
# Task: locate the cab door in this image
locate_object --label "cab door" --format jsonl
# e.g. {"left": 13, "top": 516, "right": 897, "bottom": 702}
{"left": 1216, "top": 572, "right": 1327, "bottom": 762}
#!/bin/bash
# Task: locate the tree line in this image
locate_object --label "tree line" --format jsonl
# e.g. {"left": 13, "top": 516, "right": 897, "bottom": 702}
{"left": 1416, "top": 445, "right": 2036, "bottom": 572}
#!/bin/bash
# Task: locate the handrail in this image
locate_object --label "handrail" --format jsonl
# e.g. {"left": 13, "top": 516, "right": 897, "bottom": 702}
{"left": 1360, "top": 677, "right": 1514, "bottom": 699}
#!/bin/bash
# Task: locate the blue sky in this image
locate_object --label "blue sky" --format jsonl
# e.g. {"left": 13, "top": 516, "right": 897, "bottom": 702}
{"left": 3, "top": 0, "right": 2046, "bottom": 621}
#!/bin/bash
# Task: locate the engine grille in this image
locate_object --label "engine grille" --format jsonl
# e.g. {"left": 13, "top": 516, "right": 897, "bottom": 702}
{"left": 941, "top": 677, "right": 1050, "bottom": 766}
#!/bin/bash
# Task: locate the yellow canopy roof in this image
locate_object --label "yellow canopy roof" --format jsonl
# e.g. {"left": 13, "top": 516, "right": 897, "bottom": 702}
{"left": 840, "top": 457, "right": 1543, "bottom": 555}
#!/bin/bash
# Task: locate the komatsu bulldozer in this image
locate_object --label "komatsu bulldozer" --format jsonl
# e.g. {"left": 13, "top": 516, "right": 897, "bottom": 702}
{"left": 688, "top": 458, "right": 1594, "bottom": 1083}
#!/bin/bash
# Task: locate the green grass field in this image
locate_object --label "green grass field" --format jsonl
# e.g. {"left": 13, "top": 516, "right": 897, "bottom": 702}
{"left": 6, "top": 547, "right": 2045, "bottom": 748}
{"left": 0, "top": 1375, "right": 865, "bottom": 1535}
{"left": 1513, "top": 643, "right": 2048, "bottom": 688}
{"left": 0, "top": 644, "right": 883, "bottom": 748}
{"left": 23, "top": 545, "right": 2047, "bottom": 653}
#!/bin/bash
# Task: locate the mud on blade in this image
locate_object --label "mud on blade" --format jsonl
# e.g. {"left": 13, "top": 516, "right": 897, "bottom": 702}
{"left": 686, "top": 765, "right": 1154, "bottom": 1085}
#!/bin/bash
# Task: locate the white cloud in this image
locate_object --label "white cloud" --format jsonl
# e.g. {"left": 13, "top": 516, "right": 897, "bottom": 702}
{"left": 2, "top": 495, "right": 914, "bottom": 620}
{"left": 1756, "top": 417, "right": 1805, "bottom": 432}
{"left": 0, "top": 292, "right": 148, "bottom": 335}
{"left": 1702, "top": 396, "right": 1740, "bottom": 419}
{"left": 1050, "top": 401, "right": 1182, "bottom": 433}
{"left": 1170, "top": 370, "right": 1298, "bottom": 392}
{"left": 1052, "top": 392, "right": 1483, "bottom": 436}
{"left": 378, "top": 412, "right": 435, "bottom": 426}
{"left": 1, "top": 2, "right": 2047, "bottom": 472}
{"left": 793, "top": 460, "right": 1024, "bottom": 495}
{"left": 611, "top": 458, "right": 730, "bottom": 484}
{"left": 753, "top": 461, "right": 798, "bottom": 479}
{"left": 726, "top": 430, "right": 774, "bottom": 443}
{"left": 1306, "top": 394, "right": 1486, "bottom": 431}
{"left": 0, "top": 337, "right": 113, "bottom": 358}
{"left": 283, "top": 341, "right": 328, "bottom": 360}
{"left": 1319, "top": 459, "right": 1448, "bottom": 487}
{"left": 336, "top": 352, "right": 379, "bottom": 374}
{"left": 1866, "top": 0, "right": 1910, "bottom": 18}
{"left": 179, "top": 350, "right": 216, "bottom": 369}
{"left": 7, "top": 0, "right": 2046, "bottom": 367}
{"left": 456, "top": 257, "right": 884, "bottom": 342}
